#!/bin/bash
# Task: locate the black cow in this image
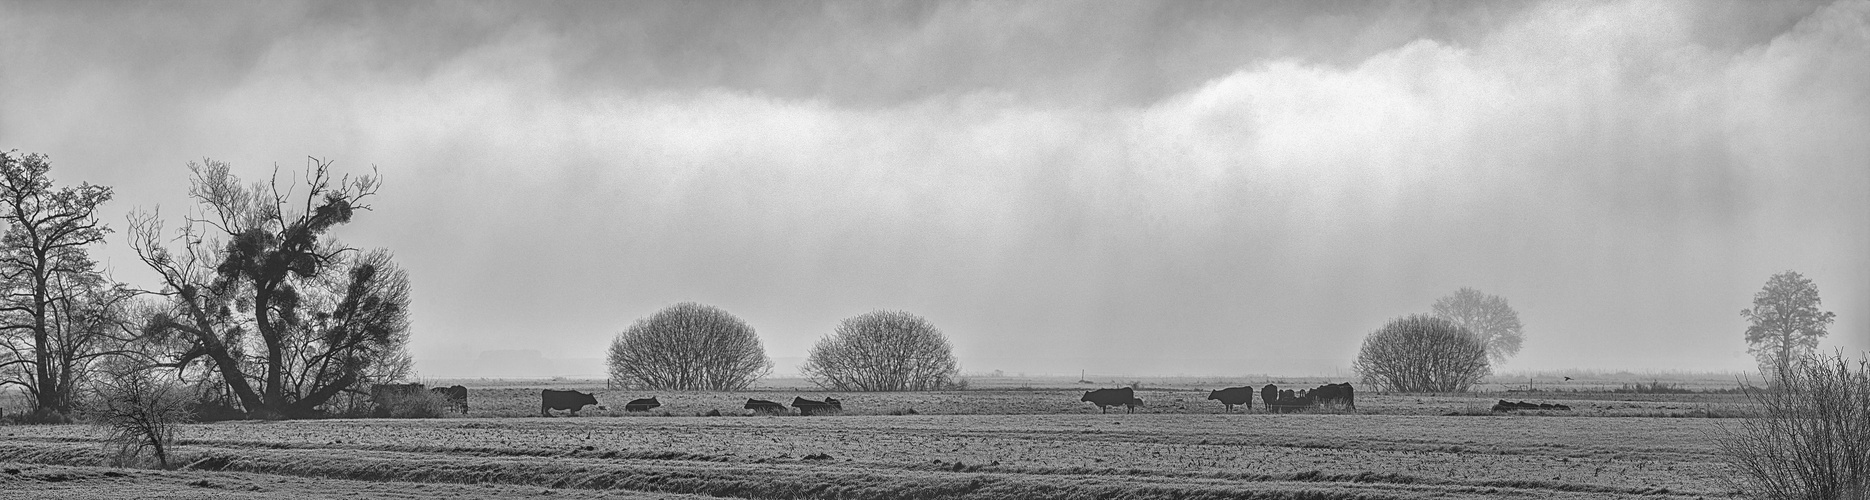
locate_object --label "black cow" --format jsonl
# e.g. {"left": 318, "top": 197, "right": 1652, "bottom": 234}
{"left": 429, "top": 385, "right": 469, "bottom": 414}
{"left": 1491, "top": 400, "right": 1570, "bottom": 412}
{"left": 792, "top": 397, "right": 840, "bottom": 416}
{"left": 541, "top": 389, "right": 598, "bottom": 416}
{"left": 624, "top": 397, "right": 661, "bottom": 412}
{"left": 1309, "top": 383, "right": 1355, "bottom": 412}
{"left": 745, "top": 398, "right": 787, "bottom": 415}
{"left": 1080, "top": 387, "right": 1137, "bottom": 413}
{"left": 823, "top": 396, "right": 843, "bottom": 410}
{"left": 1270, "top": 392, "right": 1315, "bottom": 414}
{"left": 1261, "top": 384, "right": 1278, "bottom": 410}
{"left": 1207, "top": 386, "right": 1255, "bottom": 412}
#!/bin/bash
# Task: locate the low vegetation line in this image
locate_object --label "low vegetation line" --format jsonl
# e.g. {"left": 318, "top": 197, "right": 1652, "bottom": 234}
{"left": 0, "top": 440, "right": 1717, "bottom": 499}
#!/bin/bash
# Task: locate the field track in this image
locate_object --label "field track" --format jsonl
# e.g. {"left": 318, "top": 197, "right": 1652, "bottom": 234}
{"left": 2, "top": 406, "right": 1741, "bottom": 499}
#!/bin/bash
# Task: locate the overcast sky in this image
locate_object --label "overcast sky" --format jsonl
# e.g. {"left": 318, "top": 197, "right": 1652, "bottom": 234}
{"left": 2, "top": 0, "right": 1865, "bottom": 377}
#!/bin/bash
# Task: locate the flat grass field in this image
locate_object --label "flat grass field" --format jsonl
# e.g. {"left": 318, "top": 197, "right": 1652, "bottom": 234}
{"left": 0, "top": 377, "right": 1755, "bottom": 499}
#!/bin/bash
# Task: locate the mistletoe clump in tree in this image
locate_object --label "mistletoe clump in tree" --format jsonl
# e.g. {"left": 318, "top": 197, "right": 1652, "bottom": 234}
{"left": 131, "top": 158, "right": 412, "bottom": 419}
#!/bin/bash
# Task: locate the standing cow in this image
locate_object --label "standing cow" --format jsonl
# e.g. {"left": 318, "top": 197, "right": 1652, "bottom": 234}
{"left": 1207, "top": 386, "right": 1255, "bottom": 412}
{"left": 1310, "top": 383, "right": 1355, "bottom": 411}
{"left": 1080, "top": 387, "right": 1139, "bottom": 413}
{"left": 1261, "top": 384, "right": 1278, "bottom": 411}
{"left": 540, "top": 389, "right": 599, "bottom": 416}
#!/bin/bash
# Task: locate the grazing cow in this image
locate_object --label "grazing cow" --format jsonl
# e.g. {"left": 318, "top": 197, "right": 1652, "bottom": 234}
{"left": 822, "top": 397, "right": 843, "bottom": 410}
{"left": 429, "top": 385, "right": 469, "bottom": 414}
{"left": 540, "top": 389, "right": 599, "bottom": 417}
{"left": 1309, "top": 383, "right": 1355, "bottom": 412}
{"left": 624, "top": 397, "right": 661, "bottom": 412}
{"left": 371, "top": 382, "right": 427, "bottom": 417}
{"left": 1270, "top": 392, "right": 1315, "bottom": 414}
{"left": 744, "top": 398, "right": 787, "bottom": 415}
{"left": 1207, "top": 386, "right": 1255, "bottom": 412}
{"left": 792, "top": 397, "right": 840, "bottom": 416}
{"left": 1080, "top": 387, "right": 1137, "bottom": 413}
{"left": 1261, "top": 384, "right": 1278, "bottom": 410}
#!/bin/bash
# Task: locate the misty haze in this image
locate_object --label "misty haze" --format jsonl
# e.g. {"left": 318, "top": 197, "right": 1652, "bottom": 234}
{"left": 1, "top": 1, "right": 1867, "bottom": 499}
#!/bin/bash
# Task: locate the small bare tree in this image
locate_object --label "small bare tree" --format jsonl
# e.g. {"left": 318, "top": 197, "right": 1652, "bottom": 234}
{"left": 84, "top": 364, "right": 192, "bottom": 468}
{"left": 1718, "top": 350, "right": 1870, "bottom": 499}
{"left": 802, "top": 310, "right": 960, "bottom": 391}
{"left": 607, "top": 302, "right": 772, "bottom": 391}
{"left": 1353, "top": 314, "right": 1490, "bottom": 393}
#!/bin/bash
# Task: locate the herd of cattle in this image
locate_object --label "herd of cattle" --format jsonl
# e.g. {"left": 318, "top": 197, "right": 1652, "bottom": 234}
{"left": 370, "top": 382, "right": 1575, "bottom": 417}
{"left": 1083, "top": 383, "right": 1357, "bottom": 414}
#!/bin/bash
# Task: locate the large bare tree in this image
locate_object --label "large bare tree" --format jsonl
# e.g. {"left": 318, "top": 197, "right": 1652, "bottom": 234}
{"left": 1353, "top": 314, "right": 1491, "bottom": 393}
{"left": 0, "top": 150, "right": 135, "bottom": 417}
{"left": 1741, "top": 271, "right": 1836, "bottom": 374}
{"left": 130, "top": 158, "right": 411, "bottom": 419}
{"left": 607, "top": 302, "right": 772, "bottom": 391}
{"left": 1431, "top": 287, "right": 1523, "bottom": 365}
{"left": 802, "top": 310, "right": 960, "bottom": 391}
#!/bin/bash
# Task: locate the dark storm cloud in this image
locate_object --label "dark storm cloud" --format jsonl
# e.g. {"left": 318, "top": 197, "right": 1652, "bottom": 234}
{"left": 0, "top": 0, "right": 1863, "bottom": 376}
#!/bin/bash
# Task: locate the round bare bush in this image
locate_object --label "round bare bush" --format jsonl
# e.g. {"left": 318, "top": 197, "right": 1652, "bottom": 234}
{"left": 802, "top": 310, "right": 960, "bottom": 391}
{"left": 1718, "top": 351, "right": 1870, "bottom": 499}
{"left": 1353, "top": 314, "right": 1491, "bottom": 393}
{"left": 83, "top": 367, "right": 192, "bottom": 468}
{"left": 607, "top": 302, "right": 772, "bottom": 391}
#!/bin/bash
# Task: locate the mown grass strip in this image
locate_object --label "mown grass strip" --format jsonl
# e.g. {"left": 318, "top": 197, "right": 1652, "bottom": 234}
{"left": 0, "top": 440, "right": 1716, "bottom": 500}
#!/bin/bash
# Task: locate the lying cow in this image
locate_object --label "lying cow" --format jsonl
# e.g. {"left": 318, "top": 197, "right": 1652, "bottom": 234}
{"left": 624, "top": 397, "right": 661, "bottom": 412}
{"left": 541, "top": 389, "right": 599, "bottom": 417}
{"left": 745, "top": 398, "right": 787, "bottom": 415}
{"left": 1207, "top": 386, "right": 1254, "bottom": 412}
{"left": 1081, "top": 387, "right": 1139, "bottom": 413}
{"left": 1491, "top": 400, "right": 1571, "bottom": 412}
{"left": 792, "top": 397, "right": 840, "bottom": 416}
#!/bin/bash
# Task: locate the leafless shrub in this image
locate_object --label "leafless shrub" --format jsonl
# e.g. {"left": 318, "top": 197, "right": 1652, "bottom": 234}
{"left": 82, "top": 366, "right": 191, "bottom": 468}
{"left": 1353, "top": 314, "right": 1491, "bottom": 393}
{"left": 607, "top": 302, "right": 772, "bottom": 391}
{"left": 1718, "top": 351, "right": 1870, "bottom": 499}
{"left": 802, "top": 310, "right": 960, "bottom": 391}
{"left": 375, "top": 390, "right": 447, "bottom": 419}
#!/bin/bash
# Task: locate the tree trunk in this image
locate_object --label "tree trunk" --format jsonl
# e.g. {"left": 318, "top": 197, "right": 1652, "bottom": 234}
{"left": 254, "top": 291, "right": 286, "bottom": 417}
{"left": 31, "top": 266, "right": 61, "bottom": 414}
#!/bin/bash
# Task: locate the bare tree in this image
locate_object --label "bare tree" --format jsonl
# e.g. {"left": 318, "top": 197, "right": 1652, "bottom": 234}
{"left": 0, "top": 150, "right": 132, "bottom": 418}
{"left": 1718, "top": 350, "right": 1870, "bottom": 499}
{"left": 83, "top": 362, "right": 192, "bottom": 469}
{"left": 802, "top": 310, "right": 960, "bottom": 391}
{"left": 1431, "top": 287, "right": 1523, "bottom": 365}
{"left": 608, "top": 302, "right": 772, "bottom": 391}
{"left": 129, "top": 158, "right": 410, "bottom": 419}
{"left": 1742, "top": 271, "right": 1837, "bottom": 374}
{"left": 1353, "top": 314, "right": 1491, "bottom": 393}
